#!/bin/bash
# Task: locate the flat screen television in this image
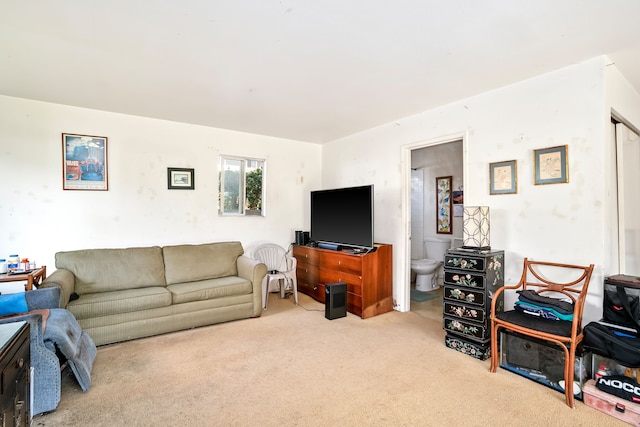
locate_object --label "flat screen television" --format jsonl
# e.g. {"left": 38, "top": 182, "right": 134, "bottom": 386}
{"left": 310, "top": 184, "right": 374, "bottom": 250}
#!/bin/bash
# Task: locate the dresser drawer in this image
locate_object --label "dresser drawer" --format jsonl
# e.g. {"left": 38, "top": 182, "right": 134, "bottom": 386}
{"left": 444, "top": 254, "right": 486, "bottom": 272}
{"left": 293, "top": 246, "right": 321, "bottom": 267}
{"left": 297, "top": 279, "right": 324, "bottom": 302}
{"left": 1, "top": 332, "right": 28, "bottom": 395}
{"left": 347, "top": 293, "right": 363, "bottom": 317}
{"left": 443, "top": 285, "right": 485, "bottom": 307}
{"left": 296, "top": 263, "right": 318, "bottom": 283}
{"left": 443, "top": 316, "right": 488, "bottom": 341}
{"left": 0, "top": 322, "right": 30, "bottom": 427}
{"left": 443, "top": 271, "right": 486, "bottom": 289}
{"left": 319, "top": 252, "right": 362, "bottom": 275}
{"left": 319, "top": 270, "right": 362, "bottom": 294}
{"left": 445, "top": 334, "right": 491, "bottom": 361}
{"left": 444, "top": 301, "right": 486, "bottom": 324}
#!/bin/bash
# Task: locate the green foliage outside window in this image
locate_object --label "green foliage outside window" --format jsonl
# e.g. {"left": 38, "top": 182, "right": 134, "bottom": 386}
{"left": 246, "top": 168, "right": 262, "bottom": 210}
{"left": 218, "top": 156, "right": 264, "bottom": 215}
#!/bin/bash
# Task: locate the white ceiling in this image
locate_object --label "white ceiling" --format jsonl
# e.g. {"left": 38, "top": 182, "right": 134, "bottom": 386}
{"left": 2, "top": 1, "right": 640, "bottom": 144}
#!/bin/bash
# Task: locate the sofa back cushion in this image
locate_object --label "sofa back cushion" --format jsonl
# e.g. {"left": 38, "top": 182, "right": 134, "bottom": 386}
{"left": 55, "top": 246, "right": 166, "bottom": 294}
{"left": 163, "top": 242, "right": 244, "bottom": 285}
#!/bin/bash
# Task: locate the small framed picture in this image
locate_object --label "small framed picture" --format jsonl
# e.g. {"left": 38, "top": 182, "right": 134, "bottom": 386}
{"left": 62, "top": 133, "right": 108, "bottom": 190}
{"left": 489, "top": 160, "right": 517, "bottom": 195}
{"left": 167, "top": 168, "right": 195, "bottom": 190}
{"left": 534, "top": 145, "right": 568, "bottom": 185}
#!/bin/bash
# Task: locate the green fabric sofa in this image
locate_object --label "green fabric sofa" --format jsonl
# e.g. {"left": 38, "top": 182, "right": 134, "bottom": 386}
{"left": 40, "top": 241, "right": 267, "bottom": 346}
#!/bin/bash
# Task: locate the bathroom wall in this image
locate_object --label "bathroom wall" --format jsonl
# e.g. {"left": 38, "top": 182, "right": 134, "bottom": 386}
{"left": 410, "top": 141, "right": 463, "bottom": 259}
{"left": 410, "top": 169, "right": 424, "bottom": 258}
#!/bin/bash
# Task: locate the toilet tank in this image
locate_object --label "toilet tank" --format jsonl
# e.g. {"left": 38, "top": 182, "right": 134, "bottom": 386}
{"left": 424, "top": 237, "right": 451, "bottom": 260}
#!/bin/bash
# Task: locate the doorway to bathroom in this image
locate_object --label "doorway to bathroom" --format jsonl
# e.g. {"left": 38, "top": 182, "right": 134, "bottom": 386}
{"left": 407, "top": 137, "right": 464, "bottom": 318}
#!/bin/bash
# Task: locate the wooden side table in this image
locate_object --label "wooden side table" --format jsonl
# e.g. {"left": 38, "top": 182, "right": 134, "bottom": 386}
{"left": 0, "top": 266, "right": 47, "bottom": 291}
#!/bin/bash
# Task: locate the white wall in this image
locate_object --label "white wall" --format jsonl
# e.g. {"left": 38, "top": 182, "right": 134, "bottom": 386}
{"left": 0, "top": 96, "right": 322, "bottom": 269}
{"left": 3, "top": 56, "right": 639, "bottom": 323}
{"left": 323, "top": 57, "right": 640, "bottom": 322}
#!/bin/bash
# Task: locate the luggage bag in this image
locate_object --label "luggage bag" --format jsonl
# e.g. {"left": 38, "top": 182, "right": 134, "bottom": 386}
{"left": 603, "top": 275, "right": 640, "bottom": 329}
{"left": 583, "top": 275, "right": 640, "bottom": 368}
{"left": 583, "top": 321, "right": 640, "bottom": 368}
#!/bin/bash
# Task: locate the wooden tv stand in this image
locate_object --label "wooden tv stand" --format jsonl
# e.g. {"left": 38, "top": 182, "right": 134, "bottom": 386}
{"left": 292, "top": 243, "right": 393, "bottom": 318}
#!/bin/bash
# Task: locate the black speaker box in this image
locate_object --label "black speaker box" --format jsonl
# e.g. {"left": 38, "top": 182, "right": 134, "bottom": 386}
{"left": 295, "top": 231, "right": 311, "bottom": 246}
{"left": 325, "top": 282, "right": 347, "bottom": 320}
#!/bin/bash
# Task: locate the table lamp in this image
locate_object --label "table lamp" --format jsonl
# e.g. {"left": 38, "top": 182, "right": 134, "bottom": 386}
{"left": 463, "top": 206, "right": 490, "bottom": 250}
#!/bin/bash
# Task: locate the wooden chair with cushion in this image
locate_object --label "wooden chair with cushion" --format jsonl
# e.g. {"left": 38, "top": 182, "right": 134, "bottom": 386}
{"left": 489, "top": 258, "right": 594, "bottom": 408}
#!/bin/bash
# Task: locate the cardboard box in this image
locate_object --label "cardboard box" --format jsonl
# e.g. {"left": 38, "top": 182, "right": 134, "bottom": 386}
{"left": 583, "top": 379, "right": 640, "bottom": 426}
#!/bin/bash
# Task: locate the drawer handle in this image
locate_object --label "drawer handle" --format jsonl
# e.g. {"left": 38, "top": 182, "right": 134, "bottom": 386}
{"left": 17, "top": 357, "right": 24, "bottom": 368}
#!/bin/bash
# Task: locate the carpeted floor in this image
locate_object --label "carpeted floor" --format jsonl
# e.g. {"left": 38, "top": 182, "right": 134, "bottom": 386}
{"left": 34, "top": 293, "right": 625, "bottom": 426}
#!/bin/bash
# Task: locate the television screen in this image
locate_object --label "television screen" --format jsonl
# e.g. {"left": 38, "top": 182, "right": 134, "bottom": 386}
{"left": 310, "top": 185, "right": 374, "bottom": 249}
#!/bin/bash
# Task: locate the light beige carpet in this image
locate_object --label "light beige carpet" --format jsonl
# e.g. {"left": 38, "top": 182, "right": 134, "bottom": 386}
{"left": 35, "top": 293, "right": 624, "bottom": 426}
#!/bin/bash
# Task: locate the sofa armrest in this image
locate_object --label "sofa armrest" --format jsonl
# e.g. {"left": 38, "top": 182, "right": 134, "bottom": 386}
{"left": 25, "top": 287, "right": 62, "bottom": 310}
{"left": 40, "top": 269, "right": 75, "bottom": 308}
{"left": 237, "top": 255, "right": 268, "bottom": 316}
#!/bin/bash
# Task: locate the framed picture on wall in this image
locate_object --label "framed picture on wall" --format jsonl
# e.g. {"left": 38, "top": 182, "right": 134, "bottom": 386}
{"left": 452, "top": 188, "right": 464, "bottom": 217}
{"left": 167, "top": 167, "right": 195, "bottom": 190}
{"left": 436, "top": 176, "right": 452, "bottom": 234}
{"left": 534, "top": 145, "right": 568, "bottom": 185}
{"left": 62, "top": 133, "right": 108, "bottom": 191}
{"left": 489, "top": 160, "right": 517, "bottom": 195}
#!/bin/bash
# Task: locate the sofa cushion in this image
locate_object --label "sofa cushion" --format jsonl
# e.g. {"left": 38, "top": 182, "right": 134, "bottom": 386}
{"left": 167, "top": 276, "right": 253, "bottom": 304}
{"left": 67, "top": 287, "right": 172, "bottom": 320}
{"left": 163, "top": 242, "right": 244, "bottom": 285}
{"left": 55, "top": 247, "right": 166, "bottom": 294}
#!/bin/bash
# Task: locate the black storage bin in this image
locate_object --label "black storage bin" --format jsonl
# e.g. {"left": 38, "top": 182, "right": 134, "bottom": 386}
{"left": 500, "top": 330, "right": 592, "bottom": 400}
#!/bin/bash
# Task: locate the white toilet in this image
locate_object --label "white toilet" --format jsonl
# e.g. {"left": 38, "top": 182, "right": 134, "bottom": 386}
{"left": 411, "top": 237, "right": 452, "bottom": 292}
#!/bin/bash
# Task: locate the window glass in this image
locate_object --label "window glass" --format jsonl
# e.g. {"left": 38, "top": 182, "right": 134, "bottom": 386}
{"left": 219, "top": 156, "right": 264, "bottom": 216}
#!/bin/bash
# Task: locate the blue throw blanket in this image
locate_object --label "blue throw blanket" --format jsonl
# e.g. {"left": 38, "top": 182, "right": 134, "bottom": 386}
{"left": 42, "top": 309, "right": 97, "bottom": 391}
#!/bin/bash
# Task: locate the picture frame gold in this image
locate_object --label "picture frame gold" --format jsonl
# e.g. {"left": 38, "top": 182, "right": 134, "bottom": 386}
{"left": 489, "top": 160, "right": 517, "bottom": 195}
{"left": 534, "top": 145, "right": 568, "bottom": 185}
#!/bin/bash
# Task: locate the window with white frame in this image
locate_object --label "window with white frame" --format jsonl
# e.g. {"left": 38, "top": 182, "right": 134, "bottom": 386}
{"left": 218, "top": 155, "right": 265, "bottom": 216}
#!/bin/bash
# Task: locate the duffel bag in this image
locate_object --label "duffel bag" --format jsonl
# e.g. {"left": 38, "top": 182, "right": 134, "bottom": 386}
{"left": 583, "top": 321, "right": 640, "bottom": 368}
{"left": 603, "top": 284, "right": 640, "bottom": 329}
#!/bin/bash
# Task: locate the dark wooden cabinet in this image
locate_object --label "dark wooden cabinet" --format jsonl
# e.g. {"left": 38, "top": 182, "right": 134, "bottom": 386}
{"left": 442, "top": 248, "right": 504, "bottom": 360}
{"left": 292, "top": 244, "right": 393, "bottom": 318}
{"left": 0, "top": 321, "right": 30, "bottom": 427}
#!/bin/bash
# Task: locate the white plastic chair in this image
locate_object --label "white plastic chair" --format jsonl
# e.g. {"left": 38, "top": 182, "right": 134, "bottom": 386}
{"left": 253, "top": 243, "right": 298, "bottom": 310}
